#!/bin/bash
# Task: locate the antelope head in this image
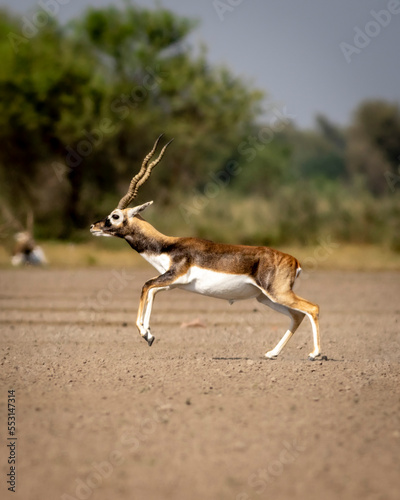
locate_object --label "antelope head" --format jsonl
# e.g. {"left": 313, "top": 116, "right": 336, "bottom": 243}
{"left": 90, "top": 134, "right": 173, "bottom": 239}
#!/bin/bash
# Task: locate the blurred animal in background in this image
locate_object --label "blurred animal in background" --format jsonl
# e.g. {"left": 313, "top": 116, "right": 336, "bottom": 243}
{"left": 12, "top": 230, "right": 48, "bottom": 267}
{"left": 1, "top": 205, "right": 48, "bottom": 266}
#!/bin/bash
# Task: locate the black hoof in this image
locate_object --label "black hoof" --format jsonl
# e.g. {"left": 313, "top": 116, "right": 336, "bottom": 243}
{"left": 147, "top": 336, "right": 155, "bottom": 347}
{"left": 308, "top": 356, "right": 315, "bottom": 361}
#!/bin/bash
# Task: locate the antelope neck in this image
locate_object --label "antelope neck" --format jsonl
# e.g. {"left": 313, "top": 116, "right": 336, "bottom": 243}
{"left": 124, "top": 218, "right": 175, "bottom": 255}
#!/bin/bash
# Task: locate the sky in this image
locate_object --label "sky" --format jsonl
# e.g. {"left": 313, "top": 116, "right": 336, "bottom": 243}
{"left": 2, "top": 0, "right": 400, "bottom": 128}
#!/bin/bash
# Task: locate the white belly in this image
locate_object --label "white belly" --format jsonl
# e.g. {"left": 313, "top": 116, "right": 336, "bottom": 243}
{"left": 176, "top": 266, "right": 260, "bottom": 302}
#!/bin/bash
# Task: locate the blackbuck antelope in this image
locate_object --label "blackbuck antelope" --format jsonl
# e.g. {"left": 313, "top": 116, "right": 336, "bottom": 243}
{"left": 90, "top": 135, "right": 321, "bottom": 360}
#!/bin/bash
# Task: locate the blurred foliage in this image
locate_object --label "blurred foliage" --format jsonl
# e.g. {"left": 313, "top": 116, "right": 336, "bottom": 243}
{"left": 346, "top": 100, "right": 400, "bottom": 195}
{"left": 0, "top": 3, "right": 399, "bottom": 249}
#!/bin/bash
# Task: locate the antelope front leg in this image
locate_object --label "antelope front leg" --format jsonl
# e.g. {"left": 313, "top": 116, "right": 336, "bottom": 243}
{"left": 136, "top": 270, "right": 180, "bottom": 346}
{"left": 136, "top": 285, "right": 170, "bottom": 346}
{"left": 136, "top": 285, "right": 155, "bottom": 346}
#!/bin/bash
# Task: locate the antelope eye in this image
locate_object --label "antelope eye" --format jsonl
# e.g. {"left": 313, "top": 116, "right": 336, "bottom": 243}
{"left": 112, "top": 214, "right": 120, "bottom": 220}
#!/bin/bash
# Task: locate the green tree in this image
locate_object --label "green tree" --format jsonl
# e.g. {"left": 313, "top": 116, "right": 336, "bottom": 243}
{"left": 346, "top": 100, "right": 400, "bottom": 195}
{"left": 281, "top": 117, "right": 347, "bottom": 184}
{"left": 0, "top": 10, "right": 110, "bottom": 235}
{"left": 0, "top": 3, "right": 265, "bottom": 238}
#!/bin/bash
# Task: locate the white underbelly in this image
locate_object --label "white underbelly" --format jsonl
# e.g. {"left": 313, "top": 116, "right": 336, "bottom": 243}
{"left": 176, "top": 266, "right": 260, "bottom": 302}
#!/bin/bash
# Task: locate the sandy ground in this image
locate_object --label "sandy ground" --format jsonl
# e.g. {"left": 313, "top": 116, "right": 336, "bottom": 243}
{"left": 0, "top": 267, "right": 399, "bottom": 500}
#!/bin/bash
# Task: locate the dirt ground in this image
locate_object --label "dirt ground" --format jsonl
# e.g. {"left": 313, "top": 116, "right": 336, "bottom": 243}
{"left": 1, "top": 267, "right": 399, "bottom": 500}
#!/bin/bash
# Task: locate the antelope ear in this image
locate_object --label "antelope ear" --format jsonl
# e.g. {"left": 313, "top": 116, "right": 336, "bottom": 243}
{"left": 127, "top": 201, "right": 154, "bottom": 218}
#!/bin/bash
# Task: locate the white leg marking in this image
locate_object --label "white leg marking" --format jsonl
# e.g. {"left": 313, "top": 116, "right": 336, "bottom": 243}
{"left": 305, "top": 312, "right": 320, "bottom": 359}
{"left": 257, "top": 293, "right": 311, "bottom": 359}
{"left": 136, "top": 293, "right": 153, "bottom": 338}
{"left": 140, "top": 286, "right": 170, "bottom": 340}
{"left": 266, "top": 329, "right": 294, "bottom": 359}
{"left": 136, "top": 316, "right": 148, "bottom": 338}
{"left": 257, "top": 295, "right": 295, "bottom": 359}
